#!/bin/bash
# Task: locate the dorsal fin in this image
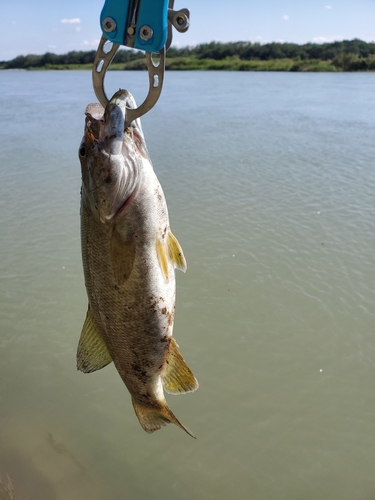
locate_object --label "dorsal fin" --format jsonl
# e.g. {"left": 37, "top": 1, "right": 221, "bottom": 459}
{"left": 162, "top": 338, "right": 199, "bottom": 394}
{"left": 77, "top": 306, "right": 112, "bottom": 373}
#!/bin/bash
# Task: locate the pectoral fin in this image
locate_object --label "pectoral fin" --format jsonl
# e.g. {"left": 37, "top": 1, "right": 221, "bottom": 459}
{"left": 77, "top": 306, "right": 112, "bottom": 373}
{"left": 156, "top": 239, "right": 169, "bottom": 281}
{"left": 168, "top": 232, "right": 187, "bottom": 272}
{"left": 111, "top": 229, "right": 135, "bottom": 285}
{"left": 162, "top": 338, "right": 199, "bottom": 394}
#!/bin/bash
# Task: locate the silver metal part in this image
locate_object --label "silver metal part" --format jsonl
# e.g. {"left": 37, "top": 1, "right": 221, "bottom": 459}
{"left": 166, "top": 0, "right": 190, "bottom": 50}
{"left": 92, "top": 35, "right": 165, "bottom": 127}
{"left": 168, "top": 8, "right": 190, "bottom": 33}
{"left": 92, "top": 1, "right": 190, "bottom": 125}
{"left": 139, "top": 25, "right": 153, "bottom": 41}
{"left": 102, "top": 17, "right": 117, "bottom": 33}
{"left": 92, "top": 35, "right": 119, "bottom": 108}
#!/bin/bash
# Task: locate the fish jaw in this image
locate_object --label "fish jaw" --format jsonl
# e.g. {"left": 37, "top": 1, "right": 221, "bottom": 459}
{"left": 101, "top": 90, "right": 129, "bottom": 155}
{"left": 79, "top": 90, "right": 148, "bottom": 223}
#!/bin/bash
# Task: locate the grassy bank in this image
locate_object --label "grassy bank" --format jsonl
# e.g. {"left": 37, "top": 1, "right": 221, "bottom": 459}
{"left": 3, "top": 40, "right": 375, "bottom": 71}
{"left": 10, "top": 57, "right": 365, "bottom": 72}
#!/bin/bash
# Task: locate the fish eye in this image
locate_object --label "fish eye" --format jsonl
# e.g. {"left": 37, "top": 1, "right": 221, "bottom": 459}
{"left": 79, "top": 145, "right": 87, "bottom": 157}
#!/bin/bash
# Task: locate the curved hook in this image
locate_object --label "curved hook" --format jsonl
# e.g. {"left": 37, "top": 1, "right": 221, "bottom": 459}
{"left": 92, "top": 35, "right": 165, "bottom": 127}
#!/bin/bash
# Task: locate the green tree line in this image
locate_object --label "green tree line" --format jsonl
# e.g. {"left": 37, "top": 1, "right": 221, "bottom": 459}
{"left": 2, "top": 39, "right": 375, "bottom": 71}
{"left": 0, "top": 49, "right": 143, "bottom": 69}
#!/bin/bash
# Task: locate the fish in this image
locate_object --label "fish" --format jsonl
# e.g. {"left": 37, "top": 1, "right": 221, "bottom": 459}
{"left": 77, "top": 89, "right": 198, "bottom": 437}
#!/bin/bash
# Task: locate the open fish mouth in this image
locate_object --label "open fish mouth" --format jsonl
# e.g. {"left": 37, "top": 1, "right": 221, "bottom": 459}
{"left": 80, "top": 90, "right": 150, "bottom": 223}
{"left": 101, "top": 91, "right": 129, "bottom": 155}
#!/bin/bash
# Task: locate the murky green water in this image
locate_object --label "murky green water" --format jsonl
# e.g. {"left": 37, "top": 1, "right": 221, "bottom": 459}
{"left": 0, "top": 70, "right": 375, "bottom": 500}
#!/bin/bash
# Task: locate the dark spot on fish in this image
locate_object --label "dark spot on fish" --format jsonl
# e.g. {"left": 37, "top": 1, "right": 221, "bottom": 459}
{"left": 105, "top": 175, "right": 112, "bottom": 184}
{"left": 159, "top": 297, "right": 164, "bottom": 302}
{"left": 131, "top": 363, "right": 147, "bottom": 379}
{"left": 161, "top": 307, "right": 167, "bottom": 315}
{"left": 138, "top": 393, "right": 151, "bottom": 405}
{"left": 158, "top": 364, "right": 163, "bottom": 370}
{"left": 167, "top": 312, "right": 174, "bottom": 326}
{"left": 160, "top": 336, "right": 168, "bottom": 343}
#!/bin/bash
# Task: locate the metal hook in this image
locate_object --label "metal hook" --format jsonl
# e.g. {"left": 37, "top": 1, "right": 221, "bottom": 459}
{"left": 92, "top": 34, "right": 165, "bottom": 127}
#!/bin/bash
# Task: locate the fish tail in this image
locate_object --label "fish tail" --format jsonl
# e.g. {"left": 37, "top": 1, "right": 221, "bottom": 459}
{"left": 131, "top": 398, "right": 196, "bottom": 439}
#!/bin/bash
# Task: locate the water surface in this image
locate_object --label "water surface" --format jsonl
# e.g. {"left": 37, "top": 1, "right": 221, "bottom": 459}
{"left": 0, "top": 70, "right": 375, "bottom": 499}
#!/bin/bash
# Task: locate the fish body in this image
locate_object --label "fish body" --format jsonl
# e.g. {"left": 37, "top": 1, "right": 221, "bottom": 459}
{"left": 77, "top": 90, "right": 198, "bottom": 436}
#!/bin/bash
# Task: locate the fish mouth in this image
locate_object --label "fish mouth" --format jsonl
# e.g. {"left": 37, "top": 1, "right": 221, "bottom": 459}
{"left": 103, "top": 90, "right": 148, "bottom": 157}
{"left": 101, "top": 91, "right": 143, "bottom": 221}
{"left": 83, "top": 90, "right": 148, "bottom": 223}
{"left": 102, "top": 90, "right": 129, "bottom": 155}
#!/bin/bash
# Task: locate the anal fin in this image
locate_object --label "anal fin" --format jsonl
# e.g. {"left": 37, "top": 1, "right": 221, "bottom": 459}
{"left": 77, "top": 306, "right": 112, "bottom": 373}
{"left": 162, "top": 338, "right": 199, "bottom": 394}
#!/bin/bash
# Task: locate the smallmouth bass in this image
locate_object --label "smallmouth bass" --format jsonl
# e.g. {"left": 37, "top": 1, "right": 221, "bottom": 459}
{"left": 77, "top": 90, "right": 198, "bottom": 437}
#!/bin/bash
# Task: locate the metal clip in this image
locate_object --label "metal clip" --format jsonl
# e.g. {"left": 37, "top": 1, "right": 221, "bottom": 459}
{"left": 92, "top": 35, "right": 165, "bottom": 127}
{"left": 92, "top": 0, "right": 189, "bottom": 125}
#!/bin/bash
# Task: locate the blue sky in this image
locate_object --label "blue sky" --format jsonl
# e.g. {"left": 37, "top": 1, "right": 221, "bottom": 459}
{"left": 1, "top": 0, "right": 374, "bottom": 60}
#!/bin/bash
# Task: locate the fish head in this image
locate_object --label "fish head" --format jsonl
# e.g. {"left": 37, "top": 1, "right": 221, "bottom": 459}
{"left": 79, "top": 90, "right": 149, "bottom": 223}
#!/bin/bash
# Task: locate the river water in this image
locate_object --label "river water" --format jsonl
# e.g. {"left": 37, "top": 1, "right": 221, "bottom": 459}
{"left": 0, "top": 69, "right": 374, "bottom": 499}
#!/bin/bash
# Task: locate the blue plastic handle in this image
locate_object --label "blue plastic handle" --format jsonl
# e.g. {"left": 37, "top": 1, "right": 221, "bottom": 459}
{"left": 135, "top": 0, "right": 168, "bottom": 52}
{"left": 100, "top": 0, "right": 169, "bottom": 53}
{"left": 100, "top": 0, "right": 128, "bottom": 45}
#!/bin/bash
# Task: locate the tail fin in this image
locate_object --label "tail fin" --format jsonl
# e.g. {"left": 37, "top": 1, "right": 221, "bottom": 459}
{"left": 132, "top": 398, "right": 196, "bottom": 439}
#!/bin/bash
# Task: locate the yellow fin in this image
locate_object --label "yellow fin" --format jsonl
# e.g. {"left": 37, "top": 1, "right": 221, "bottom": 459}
{"left": 131, "top": 398, "right": 196, "bottom": 438}
{"left": 168, "top": 231, "right": 187, "bottom": 272}
{"left": 77, "top": 306, "right": 112, "bottom": 373}
{"left": 162, "top": 338, "right": 199, "bottom": 394}
{"left": 156, "top": 239, "right": 169, "bottom": 280}
{"left": 111, "top": 228, "right": 135, "bottom": 285}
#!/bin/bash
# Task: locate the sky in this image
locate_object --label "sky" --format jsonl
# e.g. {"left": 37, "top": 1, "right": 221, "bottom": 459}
{"left": 1, "top": 0, "right": 375, "bottom": 61}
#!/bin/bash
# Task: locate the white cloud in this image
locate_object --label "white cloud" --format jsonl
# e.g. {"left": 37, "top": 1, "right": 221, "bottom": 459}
{"left": 82, "top": 40, "right": 100, "bottom": 47}
{"left": 313, "top": 35, "right": 342, "bottom": 43}
{"left": 313, "top": 36, "right": 328, "bottom": 42}
{"left": 283, "top": 15, "right": 289, "bottom": 21}
{"left": 61, "top": 18, "right": 81, "bottom": 24}
{"left": 325, "top": 5, "right": 332, "bottom": 9}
